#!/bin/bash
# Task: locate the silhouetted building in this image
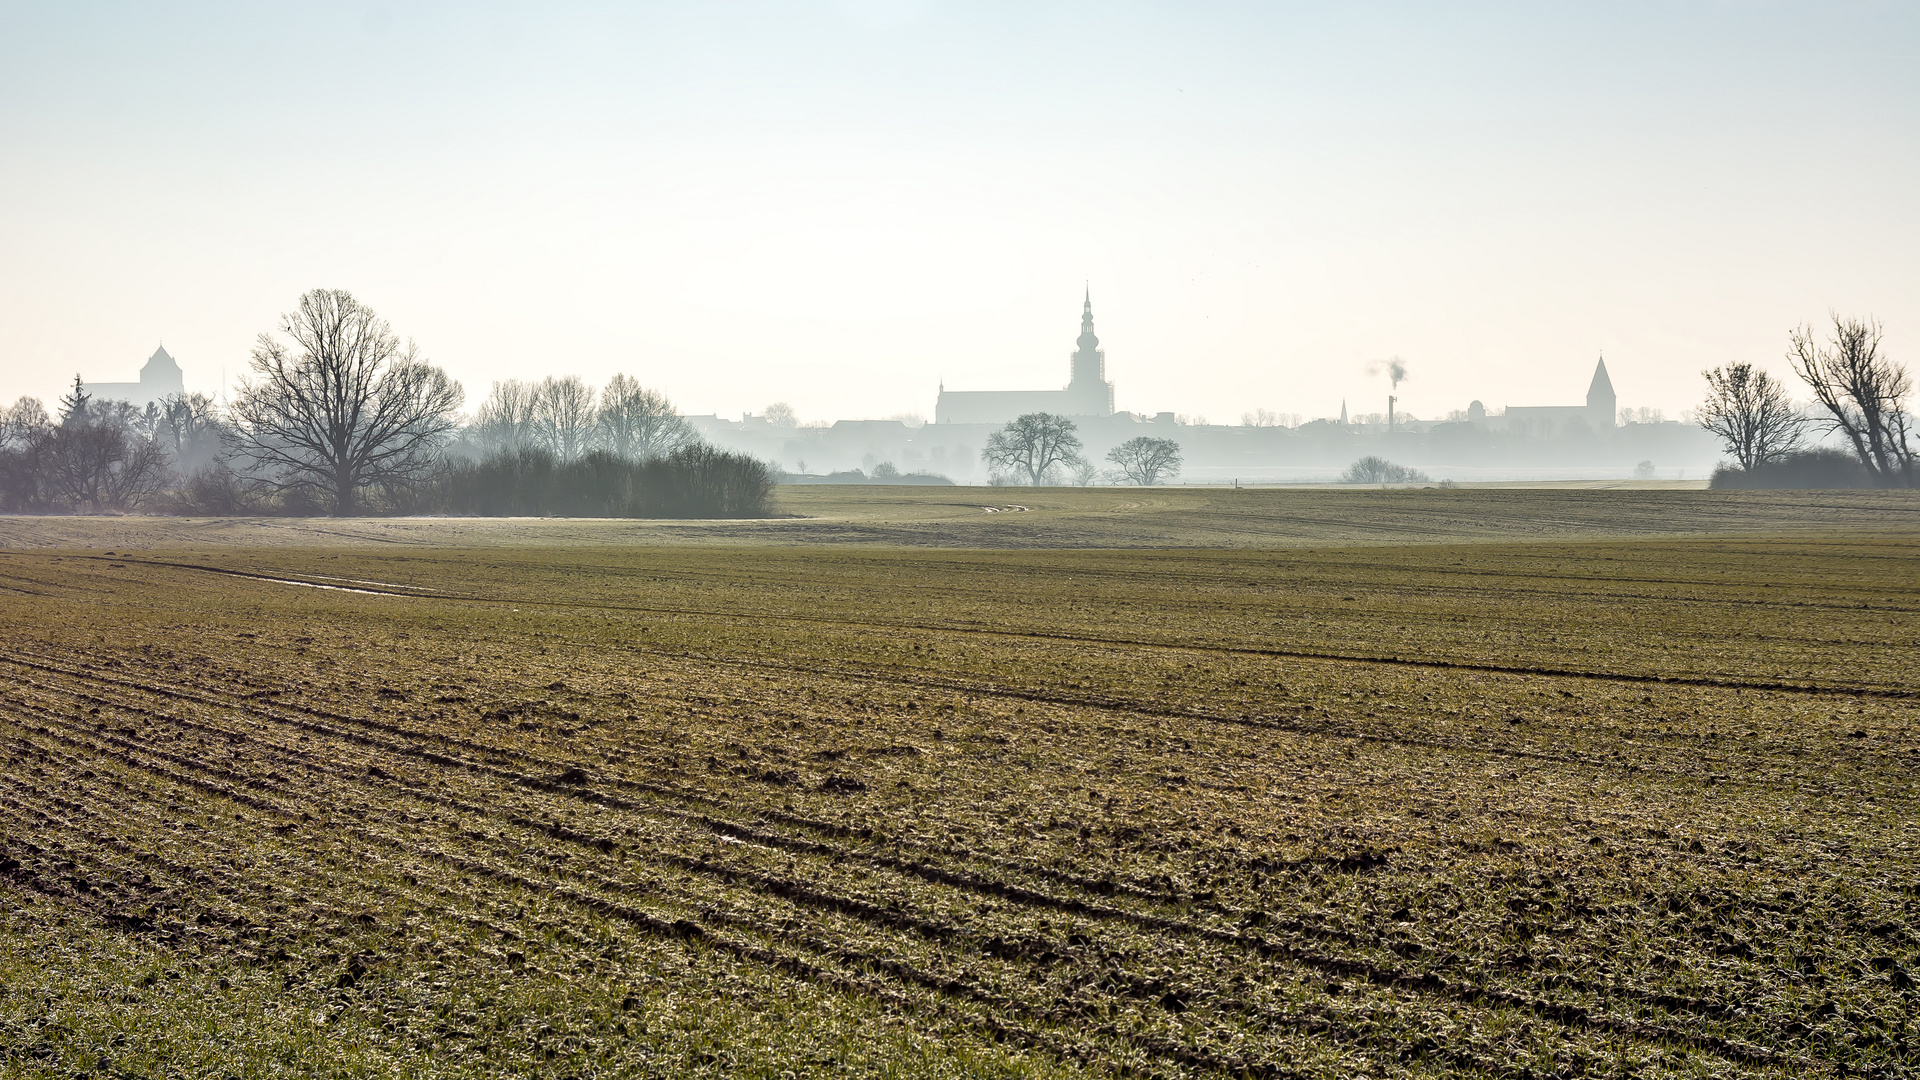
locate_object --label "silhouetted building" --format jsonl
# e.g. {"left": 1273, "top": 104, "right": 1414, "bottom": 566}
{"left": 1502, "top": 357, "right": 1615, "bottom": 431}
{"left": 935, "top": 289, "right": 1116, "bottom": 424}
{"left": 83, "top": 345, "right": 184, "bottom": 407}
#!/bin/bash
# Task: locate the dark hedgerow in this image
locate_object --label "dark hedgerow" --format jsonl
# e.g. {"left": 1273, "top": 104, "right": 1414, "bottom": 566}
{"left": 441, "top": 445, "right": 774, "bottom": 517}
{"left": 1709, "top": 448, "right": 1873, "bottom": 490}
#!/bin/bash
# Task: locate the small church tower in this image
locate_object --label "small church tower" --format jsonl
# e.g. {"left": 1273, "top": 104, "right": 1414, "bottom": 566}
{"left": 1586, "top": 356, "right": 1616, "bottom": 430}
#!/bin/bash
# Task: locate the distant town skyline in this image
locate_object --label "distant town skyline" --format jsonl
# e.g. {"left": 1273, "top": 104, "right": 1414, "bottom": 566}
{"left": 3, "top": 2, "right": 1914, "bottom": 426}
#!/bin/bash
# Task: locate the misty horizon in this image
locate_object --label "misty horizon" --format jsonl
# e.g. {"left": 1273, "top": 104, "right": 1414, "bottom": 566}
{"left": 3, "top": 2, "right": 1913, "bottom": 427}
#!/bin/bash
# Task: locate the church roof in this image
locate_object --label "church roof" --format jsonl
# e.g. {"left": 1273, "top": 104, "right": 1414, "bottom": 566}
{"left": 1587, "top": 356, "right": 1614, "bottom": 400}
{"left": 144, "top": 345, "right": 180, "bottom": 373}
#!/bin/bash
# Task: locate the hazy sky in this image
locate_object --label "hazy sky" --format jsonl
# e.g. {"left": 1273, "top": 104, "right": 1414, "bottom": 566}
{"left": 2, "top": 1, "right": 1914, "bottom": 425}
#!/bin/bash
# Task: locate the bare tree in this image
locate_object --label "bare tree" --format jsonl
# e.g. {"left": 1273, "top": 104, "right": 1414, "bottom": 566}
{"left": 42, "top": 405, "right": 170, "bottom": 512}
{"left": 1, "top": 397, "right": 49, "bottom": 448}
{"left": 1107, "top": 436, "right": 1183, "bottom": 485}
{"left": 981, "top": 413, "right": 1083, "bottom": 486}
{"left": 532, "top": 375, "right": 598, "bottom": 461}
{"left": 1789, "top": 314, "right": 1915, "bottom": 487}
{"left": 597, "top": 374, "right": 695, "bottom": 460}
{"left": 0, "top": 397, "right": 52, "bottom": 510}
{"left": 1696, "top": 363, "right": 1804, "bottom": 471}
{"left": 228, "top": 289, "right": 463, "bottom": 515}
{"left": 763, "top": 402, "right": 798, "bottom": 428}
{"left": 156, "top": 392, "right": 227, "bottom": 475}
{"left": 473, "top": 380, "right": 541, "bottom": 455}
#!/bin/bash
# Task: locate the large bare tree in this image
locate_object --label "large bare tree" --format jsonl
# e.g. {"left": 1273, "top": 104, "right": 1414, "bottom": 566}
{"left": 229, "top": 289, "right": 463, "bottom": 515}
{"left": 1106, "top": 435, "right": 1183, "bottom": 485}
{"left": 982, "top": 413, "right": 1083, "bottom": 486}
{"left": 597, "top": 374, "right": 694, "bottom": 460}
{"left": 1789, "top": 314, "right": 1914, "bottom": 487}
{"left": 1697, "top": 363, "right": 1803, "bottom": 471}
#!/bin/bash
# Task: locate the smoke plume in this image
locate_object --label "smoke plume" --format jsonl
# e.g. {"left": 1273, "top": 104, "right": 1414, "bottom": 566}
{"left": 1366, "top": 356, "right": 1410, "bottom": 390}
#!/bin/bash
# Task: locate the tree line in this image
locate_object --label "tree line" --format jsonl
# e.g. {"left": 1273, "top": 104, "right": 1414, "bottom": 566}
{"left": 1699, "top": 313, "right": 1914, "bottom": 488}
{"left": 0, "top": 289, "right": 772, "bottom": 517}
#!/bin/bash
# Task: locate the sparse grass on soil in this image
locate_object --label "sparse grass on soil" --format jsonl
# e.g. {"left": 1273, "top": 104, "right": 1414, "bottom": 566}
{"left": 1, "top": 484, "right": 1917, "bottom": 550}
{"left": 1, "top": 498, "right": 1916, "bottom": 1077}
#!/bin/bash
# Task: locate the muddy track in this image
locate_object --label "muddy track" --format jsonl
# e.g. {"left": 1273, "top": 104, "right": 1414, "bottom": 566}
{"left": 0, "top": 658, "right": 1811, "bottom": 1072}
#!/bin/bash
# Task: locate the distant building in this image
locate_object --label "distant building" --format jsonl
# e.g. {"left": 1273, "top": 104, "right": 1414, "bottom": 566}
{"left": 1501, "top": 358, "right": 1615, "bottom": 431}
{"left": 83, "top": 345, "right": 184, "bottom": 408}
{"left": 934, "top": 289, "right": 1116, "bottom": 424}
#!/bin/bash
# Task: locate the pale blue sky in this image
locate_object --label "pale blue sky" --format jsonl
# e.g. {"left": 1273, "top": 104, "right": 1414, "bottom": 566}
{"left": 2, "top": 1, "right": 1914, "bottom": 424}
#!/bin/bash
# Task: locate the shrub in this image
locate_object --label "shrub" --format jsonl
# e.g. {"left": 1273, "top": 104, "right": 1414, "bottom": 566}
{"left": 159, "top": 464, "right": 262, "bottom": 516}
{"left": 1340, "top": 456, "right": 1430, "bottom": 485}
{"left": 440, "top": 445, "right": 774, "bottom": 517}
{"left": 1709, "top": 448, "right": 1873, "bottom": 490}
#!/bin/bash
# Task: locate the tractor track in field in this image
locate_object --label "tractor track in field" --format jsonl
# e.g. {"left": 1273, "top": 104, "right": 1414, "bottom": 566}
{"left": 633, "top": 647, "right": 1900, "bottom": 798}
{"left": 1, "top": 648, "right": 1679, "bottom": 926}
{"left": 9, "top": 635, "right": 1872, "bottom": 934}
{"left": 0, "top": 693, "right": 1527, "bottom": 1070}
{"left": 0, "top": 653, "right": 1815, "bottom": 1073}
{"left": 146, "top": 624, "right": 1881, "bottom": 808}
{"left": 95, "top": 554, "right": 1920, "bottom": 701}
{"left": 0, "top": 698, "right": 1335, "bottom": 1080}
{"left": 0, "top": 646, "right": 1839, "bottom": 1012}
{"left": 0, "top": 734, "right": 1780, "bottom": 1080}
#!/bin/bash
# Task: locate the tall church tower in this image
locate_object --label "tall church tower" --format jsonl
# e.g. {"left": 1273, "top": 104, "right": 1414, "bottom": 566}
{"left": 1067, "top": 287, "right": 1115, "bottom": 415}
{"left": 1586, "top": 356, "right": 1616, "bottom": 430}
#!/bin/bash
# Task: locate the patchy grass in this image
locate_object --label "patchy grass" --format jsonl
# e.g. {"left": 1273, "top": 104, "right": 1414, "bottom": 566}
{"left": 0, "top": 528, "right": 1916, "bottom": 1077}
{"left": 1, "top": 485, "right": 1918, "bottom": 550}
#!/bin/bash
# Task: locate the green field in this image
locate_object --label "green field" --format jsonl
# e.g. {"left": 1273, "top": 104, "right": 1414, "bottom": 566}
{"left": 1, "top": 491, "right": 1917, "bottom": 1077}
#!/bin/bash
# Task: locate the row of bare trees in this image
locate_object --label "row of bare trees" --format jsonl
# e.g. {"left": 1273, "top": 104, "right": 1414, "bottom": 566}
{"left": 0, "top": 383, "right": 229, "bottom": 513}
{"left": 3, "top": 288, "right": 741, "bottom": 516}
{"left": 469, "top": 374, "right": 694, "bottom": 462}
{"left": 1699, "top": 314, "right": 1914, "bottom": 487}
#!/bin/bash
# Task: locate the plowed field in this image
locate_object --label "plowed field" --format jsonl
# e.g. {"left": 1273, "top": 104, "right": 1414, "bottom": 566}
{"left": 1, "top": 532, "right": 1916, "bottom": 1077}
